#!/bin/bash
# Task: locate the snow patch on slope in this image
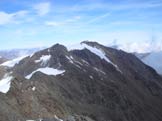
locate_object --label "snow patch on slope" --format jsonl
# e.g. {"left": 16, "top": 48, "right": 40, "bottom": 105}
{"left": 1, "top": 55, "right": 28, "bottom": 67}
{"left": 94, "top": 67, "right": 106, "bottom": 75}
{"left": 26, "top": 67, "right": 65, "bottom": 79}
{"left": 66, "top": 55, "right": 83, "bottom": 69}
{"left": 0, "top": 74, "right": 13, "bottom": 93}
{"left": 67, "top": 43, "right": 111, "bottom": 62}
{"left": 83, "top": 43, "right": 122, "bottom": 73}
{"left": 66, "top": 56, "right": 74, "bottom": 63}
{"left": 35, "top": 55, "right": 51, "bottom": 66}
{"left": 83, "top": 43, "right": 111, "bottom": 63}
{"left": 67, "top": 42, "right": 122, "bottom": 73}
{"left": 32, "top": 86, "right": 36, "bottom": 91}
{"left": 54, "top": 115, "right": 63, "bottom": 121}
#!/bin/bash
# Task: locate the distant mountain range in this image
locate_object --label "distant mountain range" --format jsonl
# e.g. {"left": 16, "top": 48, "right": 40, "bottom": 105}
{"left": 0, "top": 48, "right": 44, "bottom": 60}
{"left": 0, "top": 41, "right": 162, "bottom": 121}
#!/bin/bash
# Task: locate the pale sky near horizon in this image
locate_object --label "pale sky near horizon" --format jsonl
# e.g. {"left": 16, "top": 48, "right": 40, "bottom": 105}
{"left": 0, "top": 0, "right": 162, "bottom": 52}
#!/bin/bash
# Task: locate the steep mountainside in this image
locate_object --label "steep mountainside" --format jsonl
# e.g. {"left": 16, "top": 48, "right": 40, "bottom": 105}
{"left": 135, "top": 51, "right": 162, "bottom": 75}
{"left": 0, "top": 41, "right": 162, "bottom": 121}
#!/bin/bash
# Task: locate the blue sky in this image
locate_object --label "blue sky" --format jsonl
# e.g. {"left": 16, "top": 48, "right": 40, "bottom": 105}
{"left": 0, "top": 0, "right": 162, "bottom": 52}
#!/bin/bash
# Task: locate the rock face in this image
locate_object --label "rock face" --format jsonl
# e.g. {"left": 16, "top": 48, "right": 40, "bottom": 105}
{"left": 0, "top": 41, "right": 162, "bottom": 121}
{"left": 135, "top": 51, "right": 162, "bottom": 75}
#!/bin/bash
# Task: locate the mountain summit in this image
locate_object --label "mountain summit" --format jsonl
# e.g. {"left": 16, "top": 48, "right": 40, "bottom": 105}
{"left": 0, "top": 41, "right": 162, "bottom": 121}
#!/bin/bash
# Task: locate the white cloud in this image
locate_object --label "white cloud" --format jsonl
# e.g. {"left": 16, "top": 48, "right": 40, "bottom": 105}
{"left": 34, "top": 2, "right": 51, "bottom": 16}
{"left": 110, "top": 21, "right": 138, "bottom": 26}
{"left": 55, "top": 1, "right": 162, "bottom": 13}
{"left": 118, "top": 41, "right": 162, "bottom": 53}
{"left": 45, "top": 16, "right": 81, "bottom": 27}
{"left": 81, "top": 30, "right": 162, "bottom": 53}
{"left": 45, "top": 21, "right": 63, "bottom": 26}
{"left": 14, "top": 29, "right": 37, "bottom": 36}
{"left": 119, "top": 42, "right": 150, "bottom": 53}
{"left": 0, "top": 10, "right": 28, "bottom": 25}
{"left": 0, "top": 12, "right": 13, "bottom": 25}
{"left": 87, "top": 12, "right": 110, "bottom": 24}
{"left": 12, "top": 10, "right": 28, "bottom": 18}
{"left": 66, "top": 16, "right": 81, "bottom": 22}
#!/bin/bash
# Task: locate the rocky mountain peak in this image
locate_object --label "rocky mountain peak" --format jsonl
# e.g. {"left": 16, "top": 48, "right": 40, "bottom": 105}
{"left": 50, "top": 43, "right": 68, "bottom": 52}
{"left": 81, "top": 40, "right": 99, "bottom": 46}
{"left": 0, "top": 41, "right": 162, "bottom": 121}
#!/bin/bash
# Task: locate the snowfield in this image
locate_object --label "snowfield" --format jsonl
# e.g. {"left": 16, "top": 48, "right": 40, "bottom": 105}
{"left": 0, "top": 74, "right": 13, "bottom": 93}
{"left": 1, "top": 55, "right": 28, "bottom": 67}
{"left": 26, "top": 67, "right": 65, "bottom": 79}
{"left": 35, "top": 55, "right": 51, "bottom": 66}
{"left": 67, "top": 42, "right": 122, "bottom": 73}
